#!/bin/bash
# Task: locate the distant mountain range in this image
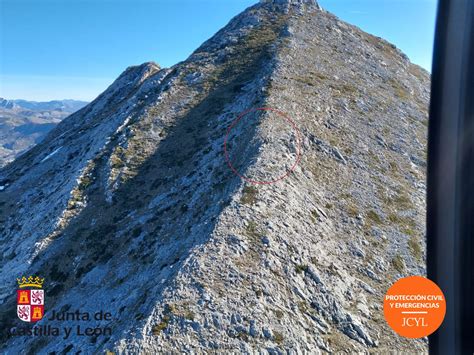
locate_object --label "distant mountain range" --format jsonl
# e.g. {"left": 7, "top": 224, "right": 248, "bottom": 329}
{"left": 0, "top": 98, "right": 88, "bottom": 166}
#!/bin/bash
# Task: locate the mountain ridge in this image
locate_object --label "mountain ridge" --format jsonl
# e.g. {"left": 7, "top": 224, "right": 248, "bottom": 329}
{"left": 0, "top": 1, "right": 429, "bottom": 353}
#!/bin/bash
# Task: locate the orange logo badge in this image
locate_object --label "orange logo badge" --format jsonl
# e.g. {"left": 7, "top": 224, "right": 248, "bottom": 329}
{"left": 384, "top": 276, "right": 446, "bottom": 338}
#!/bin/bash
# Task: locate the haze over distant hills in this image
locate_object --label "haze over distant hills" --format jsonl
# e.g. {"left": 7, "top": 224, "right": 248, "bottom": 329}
{"left": 0, "top": 98, "right": 88, "bottom": 166}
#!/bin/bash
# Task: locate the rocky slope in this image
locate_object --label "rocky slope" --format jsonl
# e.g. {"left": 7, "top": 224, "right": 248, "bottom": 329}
{"left": 0, "top": 98, "right": 88, "bottom": 167}
{"left": 0, "top": 0, "right": 430, "bottom": 353}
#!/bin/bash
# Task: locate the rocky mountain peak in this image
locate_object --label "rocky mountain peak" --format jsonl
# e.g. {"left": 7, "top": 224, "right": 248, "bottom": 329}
{"left": 0, "top": 1, "right": 429, "bottom": 353}
{"left": 260, "top": 0, "right": 321, "bottom": 11}
{"left": 260, "top": 0, "right": 318, "bottom": 5}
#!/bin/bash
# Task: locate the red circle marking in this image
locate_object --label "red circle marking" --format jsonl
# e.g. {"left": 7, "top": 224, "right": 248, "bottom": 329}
{"left": 223, "top": 107, "right": 302, "bottom": 185}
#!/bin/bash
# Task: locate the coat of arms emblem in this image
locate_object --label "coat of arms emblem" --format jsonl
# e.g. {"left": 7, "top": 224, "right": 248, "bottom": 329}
{"left": 17, "top": 276, "right": 45, "bottom": 322}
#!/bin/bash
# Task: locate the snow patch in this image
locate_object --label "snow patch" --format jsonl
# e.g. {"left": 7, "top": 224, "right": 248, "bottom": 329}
{"left": 41, "top": 146, "right": 62, "bottom": 162}
{"left": 115, "top": 117, "right": 130, "bottom": 134}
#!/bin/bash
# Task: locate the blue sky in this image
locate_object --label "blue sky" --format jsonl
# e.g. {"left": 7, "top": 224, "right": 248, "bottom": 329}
{"left": 0, "top": 0, "right": 437, "bottom": 101}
